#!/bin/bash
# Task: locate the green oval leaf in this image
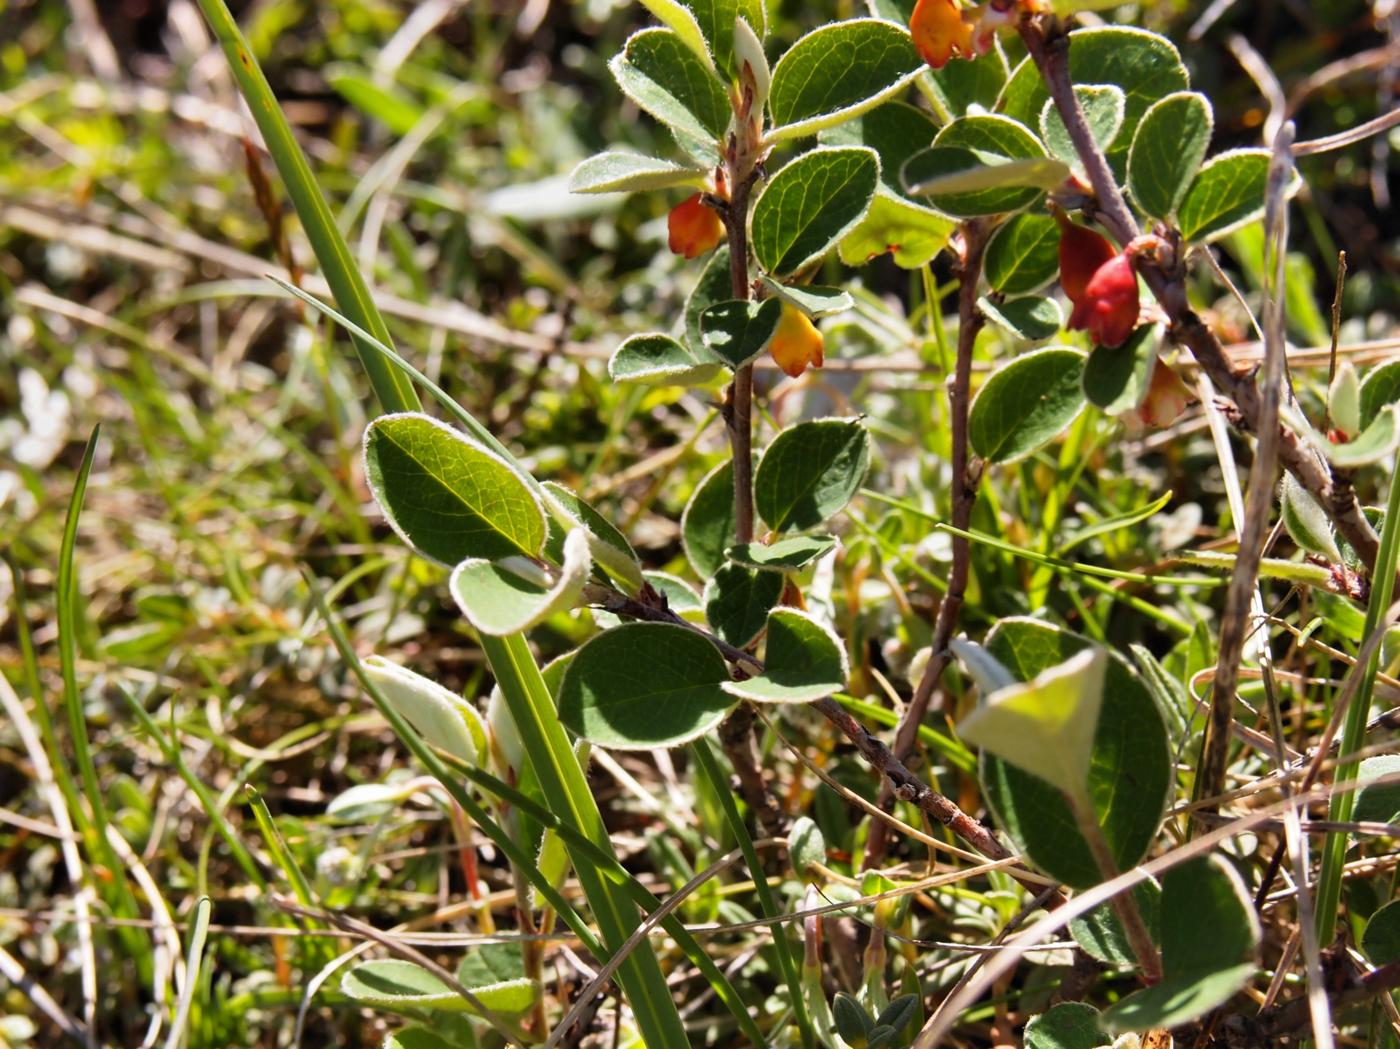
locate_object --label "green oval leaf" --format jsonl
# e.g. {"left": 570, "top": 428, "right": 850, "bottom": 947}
{"left": 837, "top": 189, "right": 955, "bottom": 269}
{"left": 635, "top": 0, "right": 715, "bottom": 69}
{"left": 755, "top": 417, "right": 871, "bottom": 532}
{"left": 569, "top": 151, "right": 709, "bottom": 194}
{"left": 557, "top": 623, "right": 735, "bottom": 749}
{"left": 685, "top": 246, "right": 734, "bottom": 352}
{"left": 609, "top": 28, "right": 732, "bottom": 144}
{"left": 1128, "top": 91, "right": 1213, "bottom": 220}
{"left": 980, "top": 619, "right": 1171, "bottom": 888}
{"left": 978, "top": 295, "right": 1063, "bottom": 342}
{"left": 1023, "top": 1002, "right": 1104, "bottom": 1049}
{"left": 984, "top": 212, "right": 1061, "bottom": 295}
{"left": 1354, "top": 754, "right": 1400, "bottom": 825}
{"left": 1363, "top": 899, "right": 1400, "bottom": 965}
{"left": 999, "top": 27, "right": 1188, "bottom": 166}
{"left": 789, "top": 814, "right": 826, "bottom": 878}
{"left": 1280, "top": 473, "right": 1341, "bottom": 562}
{"left": 1102, "top": 855, "right": 1259, "bottom": 1033}
{"left": 700, "top": 298, "right": 784, "bottom": 369}
{"left": 969, "top": 347, "right": 1087, "bottom": 463}
{"left": 768, "top": 19, "right": 923, "bottom": 141}
{"left": 362, "top": 656, "right": 483, "bottom": 766}
{"left": 727, "top": 533, "right": 838, "bottom": 571}
{"left": 541, "top": 481, "right": 645, "bottom": 594}
{"left": 1039, "top": 84, "right": 1125, "bottom": 166}
{"left": 1361, "top": 359, "right": 1400, "bottom": 429}
{"left": 723, "top": 607, "right": 848, "bottom": 703}
{"left": 451, "top": 529, "right": 591, "bottom": 637}
{"left": 341, "top": 959, "right": 538, "bottom": 1016}
{"left": 651, "top": 0, "right": 768, "bottom": 75}
{"left": 751, "top": 146, "right": 880, "bottom": 276}
{"left": 1082, "top": 324, "right": 1161, "bottom": 415}
{"left": 608, "top": 333, "right": 723, "bottom": 387}
{"left": 682, "top": 459, "right": 738, "bottom": 578}
{"left": 1177, "top": 148, "right": 1274, "bottom": 243}
{"left": 904, "top": 114, "right": 1051, "bottom": 216}
{"left": 1069, "top": 879, "right": 1163, "bottom": 968}
{"left": 760, "top": 279, "right": 856, "bottom": 318}
{"left": 703, "top": 563, "right": 784, "bottom": 648}
{"left": 820, "top": 100, "right": 939, "bottom": 198}
{"left": 364, "top": 413, "right": 546, "bottom": 564}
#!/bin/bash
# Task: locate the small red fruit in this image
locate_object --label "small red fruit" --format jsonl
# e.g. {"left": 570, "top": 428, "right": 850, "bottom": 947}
{"left": 1068, "top": 253, "right": 1140, "bottom": 348}
{"left": 668, "top": 193, "right": 724, "bottom": 259}
{"left": 1056, "top": 219, "right": 1116, "bottom": 304}
{"left": 769, "top": 303, "right": 824, "bottom": 378}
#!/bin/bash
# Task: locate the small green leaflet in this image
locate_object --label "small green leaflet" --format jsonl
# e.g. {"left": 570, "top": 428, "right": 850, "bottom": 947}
{"left": 968, "top": 347, "right": 1087, "bottom": 463}
{"left": 1360, "top": 359, "right": 1400, "bottom": 428}
{"left": 1101, "top": 855, "right": 1259, "bottom": 1032}
{"left": 557, "top": 623, "right": 736, "bottom": 749}
{"left": 723, "top": 607, "right": 848, "bottom": 703}
{"left": 1040, "top": 85, "right": 1125, "bottom": 166}
{"left": 541, "top": 481, "right": 645, "bottom": 595}
{"left": 760, "top": 278, "right": 855, "bottom": 318}
{"left": 703, "top": 564, "right": 784, "bottom": 647}
{"left": 1023, "top": 1002, "right": 1105, "bottom": 1049}
{"left": 451, "top": 528, "right": 591, "bottom": 636}
{"left": 609, "top": 28, "right": 731, "bottom": 144}
{"left": 727, "top": 533, "right": 838, "bottom": 571}
{"left": 755, "top": 417, "right": 871, "bottom": 533}
{"left": 682, "top": 458, "right": 739, "bottom": 577}
{"left": 751, "top": 147, "right": 880, "bottom": 276}
{"left": 1363, "top": 899, "right": 1400, "bottom": 965}
{"left": 569, "top": 151, "right": 709, "bottom": 194}
{"left": 1127, "top": 91, "right": 1213, "bottom": 219}
{"left": 1070, "top": 880, "right": 1163, "bottom": 967}
{"left": 819, "top": 100, "right": 939, "bottom": 198}
{"left": 341, "top": 958, "right": 538, "bottom": 1016}
{"left": 609, "top": 333, "right": 723, "bottom": 387}
{"left": 1082, "top": 325, "right": 1161, "bottom": 414}
{"left": 837, "top": 189, "right": 955, "bottom": 269}
{"left": 1279, "top": 473, "right": 1340, "bottom": 561}
{"left": 978, "top": 295, "right": 1063, "bottom": 342}
{"left": 700, "top": 298, "right": 784, "bottom": 369}
{"left": 904, "top": 115, "right": 1059, "bottom": 217}
{"left": 683, "top": 0, "right": 768, "bottom": 77}
{"left": 635, "top": 0, "right": 715, "bottom": 69}
{"left": 984, "top": 212, "right": 1061, "bottom": 295}
{"left": 1177, "top": 148, "right": 1295, "bottom": 242}
{"left": 364, "top": 413, "right": 546, "bottom": 565}
{"left": 767, "top": 19, "right": 923, "bottom": 141}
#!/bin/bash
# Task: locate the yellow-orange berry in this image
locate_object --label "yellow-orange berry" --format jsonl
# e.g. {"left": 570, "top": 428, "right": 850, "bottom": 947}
{"left": 667, "top": 193, "right": 724, "bottom": 259}
{"left": 769, "top": 303, "right": 824, "bottom": 378}
{"left": 910, "top": 0, "right": 974, "bottom": 69}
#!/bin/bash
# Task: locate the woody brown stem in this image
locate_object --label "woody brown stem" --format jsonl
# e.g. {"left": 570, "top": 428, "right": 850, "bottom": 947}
{"left": 864, "top": 219, "right": 990, "bottom": 869}
{"left": 1015, "top": 12, "right": 1381, "bottom": 577}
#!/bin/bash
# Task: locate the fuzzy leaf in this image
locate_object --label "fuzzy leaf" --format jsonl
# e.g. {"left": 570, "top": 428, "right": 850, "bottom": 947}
{"left": 557, "top": 623, "right": 735, "bottom": 749}
{"left": 450, "top": 529, "right": 590, "bottom": 636}
{"left": 1082, "top": 325, "right": 1162, "bottom": 415}
{"left": 682, "top": 459, "right": 739, "bottom": 577}
{"left": 700, "top": 298, "right": 784, "bottom": 369}
{"left": 569, "top": 151, "right": 709, "bottom": 194}
{"left": 984, "top": 212, "right": 1062, "bottom": 295}
{"left": 904, "top": 114, "right": 1052, "bottom": 216}
{"left": 969, "top": 347, "right": 1087, "bottom": 463}
{"left": 727, "top": 533, "right": 838, "bottom": 571}
{"left": 1280, "top": 473, "right": 1341, "bottom": 562}
{"left": 608, "top": 333, "right": 723, "bottom": 387}
{"left": 837, "top": 189, "right": 955, "bottom": 269}
{"left": 1040, "top": 85, "right": 1125, "bottom": 166}
{"left": 1128, "top": 91, "right": 1213, "bottom": 219}
{"left": 1024, "top": 1002, "right": 1105, "bottom": 1049}
{"left": 610, "top": 28, "right": 731, "bottom": 143}
{"left": 363, "top": 657, "right": 484, "bottom": 765}
{"left": 723, "top": 608, "right": 848, "bottom": 703}
{"left": 703, "top": 564, "right": 784, "bottom": 648}
{"left": 979, "top": 295, "right": 1063, "bottom": 342}
{"left": 768, "top": 19, "right": 924, "bottom": 141}
{"left": 751, "top": 147, "right": 880, "bottom": 276}
{"left": 1177, "top": 149, "right": 1283, "bottom": 243}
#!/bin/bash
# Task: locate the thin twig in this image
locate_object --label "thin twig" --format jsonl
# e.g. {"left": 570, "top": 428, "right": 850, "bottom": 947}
{"left": 867, "top": 219, "right": 989, "bottom": 869}
{"left": 1192, "top": 123, "right": 1295, "bottom": 826}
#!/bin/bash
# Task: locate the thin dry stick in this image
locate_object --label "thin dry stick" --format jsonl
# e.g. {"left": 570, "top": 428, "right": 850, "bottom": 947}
{"left": 866, "top": 219, "right": 989, "bottom": 869}
{"left": 1192, "top": 123, "right": 1296, "bottom": 827}
{"left": 1015, "top": 10, "right": 1382, "bottom": 576}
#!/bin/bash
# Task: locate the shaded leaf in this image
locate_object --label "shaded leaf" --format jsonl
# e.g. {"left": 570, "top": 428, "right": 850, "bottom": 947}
{"left": 723, "top": 607, "right": 848, "bottom": 703}
{"left": 685, "top": 246, "right": 734, "bottom": 351}
{"left": 608, "top": 333, "right": 723, "bottom": 387}
{"left": 1070, "top": 880, "right": 1163, "bottom": 967}
{"left": 904, "top": 114, "right": 1052, "bottom": 216}
{"left": 700, "top": 298, "right": 784, "bottom": 369}
{"left": 682, "top": 459, "right": 739, "bottom": 577}
{"left": 341, "top": 959, "right": 537, "bottom": 1016}
{"left": 541, "top": 481, "right": 645, "bottom": 594}
{"left": 557, "top": 623, "right": 735, "bottom": 748}
{"left": 979, "top": 295, "right": 1063, "bottom": 342}
{"left": 1082, "top": 325, "right": 1161, "bottom": 415}
{"left": 1360, "top": 359, "right": 1400, "bottom": 429}
{"left": 969, "top": 347, "right": 1087, "bottom": 463}
{"left": 1354, "top": 755, "right": 1400, "bottom": 826}
{"left": 1024, "top": 1002, "right": 1105, "bottom": 1049}
{"left": 727, "top": 533, "right": 838, "bottom": 571}
{"left": 984, "top": 212, "right": 1062, "bottom": 295}
{"left": 1040, "top": 84, "right": 1125, "bottom": 166}
{"left": 760, "top": 279, "right": 856, "bottom": 318}
{"left": 820, "top": 100, "right": 939, "bottom": 197}
{"left": 703, "top": 564, "right": 784, "bottom": 648}
{"left": 1363, "top": 899, "right": 1400, "bottom": 965}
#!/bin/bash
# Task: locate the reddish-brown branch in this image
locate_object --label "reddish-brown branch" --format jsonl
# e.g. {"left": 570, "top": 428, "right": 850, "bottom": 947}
{"left": 865, "top": 219, "right": 990, "bottom": 869}
{"left": 1015, "top": 12, "right": 1381, "bottom": 577}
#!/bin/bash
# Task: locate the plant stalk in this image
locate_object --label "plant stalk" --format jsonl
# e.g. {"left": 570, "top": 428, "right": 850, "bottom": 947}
{"left": 1069, "top": 792, "right": 1163, "bottom": 984}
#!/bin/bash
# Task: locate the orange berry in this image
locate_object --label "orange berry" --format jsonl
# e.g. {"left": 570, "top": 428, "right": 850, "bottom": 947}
{"left": 769, "top": 303, "right": 824, "bottom": 378}
{"left": 910, "top": 0, "right": 974, "bottom": 69}
{"left": 667, "top": 193, "right": 724, "bottom": 259}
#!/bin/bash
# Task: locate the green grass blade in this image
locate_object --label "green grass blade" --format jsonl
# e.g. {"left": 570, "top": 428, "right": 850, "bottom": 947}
{"left": 481, "top": 632, "right": 690, "bottom": 1046}
{"left": 692, "top": 737, "right": 813, "bottom": 1047}
{"left": 191, "top": 0, "right": 419, "bottom": 416}
{"left": 164, "top": 896, "right": 212, "bottom": 1049}
{"left": 1314, "top": 449, "right": 1400, "bottom": 945}
{"left": 245, "top": 786, "right": 316, "bottom": 907}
